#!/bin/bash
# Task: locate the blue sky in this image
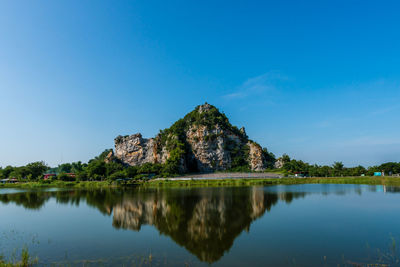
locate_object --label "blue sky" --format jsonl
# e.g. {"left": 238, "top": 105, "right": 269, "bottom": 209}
{"left": 1, "top": 0, "right": 399, "bottom": 167}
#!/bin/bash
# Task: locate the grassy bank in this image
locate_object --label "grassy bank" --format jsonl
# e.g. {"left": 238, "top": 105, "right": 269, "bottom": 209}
{"left": 145, "top": 176, "right": 400, "bottom": 188}
{"left": 0, "top": 181, "right": 118, "bottom": 189}
{"left": 1, "top": 176, "right": 400, "bottom": 189}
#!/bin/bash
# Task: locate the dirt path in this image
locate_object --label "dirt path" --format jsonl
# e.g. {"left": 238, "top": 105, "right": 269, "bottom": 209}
{"left": 157, "top": 172, "right": 283, "bottom": 180}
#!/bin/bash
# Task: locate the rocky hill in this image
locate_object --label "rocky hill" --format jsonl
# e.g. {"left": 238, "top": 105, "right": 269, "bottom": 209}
{"left": 113, "top": 103, "right": 274, "bottom": 173}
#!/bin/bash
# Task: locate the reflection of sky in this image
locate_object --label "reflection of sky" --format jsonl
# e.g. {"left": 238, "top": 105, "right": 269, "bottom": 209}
{"left": 0, "top": 188, "right": 66, "bottom": 195}
{"left": 263, "top": 184, "right": 369, "bottom": 194}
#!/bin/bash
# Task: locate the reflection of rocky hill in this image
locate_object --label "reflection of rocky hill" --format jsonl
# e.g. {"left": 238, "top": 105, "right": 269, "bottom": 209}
{"left": 111, "top": 187, "right": 306, "bottom": 263}
{"left": 0, "top": 187, "right": 306, "bottom": 263}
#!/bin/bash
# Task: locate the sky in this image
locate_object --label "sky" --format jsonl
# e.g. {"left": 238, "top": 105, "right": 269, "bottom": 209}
{"left": 1, "top": 0, "right": 400, "bottom": 167}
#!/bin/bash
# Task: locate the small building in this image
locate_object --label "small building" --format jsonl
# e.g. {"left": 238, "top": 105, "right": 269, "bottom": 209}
{"left": 44, "top": 174, "right": 56, "bottom": 180}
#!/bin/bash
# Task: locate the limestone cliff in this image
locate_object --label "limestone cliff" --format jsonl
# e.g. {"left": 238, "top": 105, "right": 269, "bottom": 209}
{"left": 114, "top": 134, "right": 168, "bottom": 165}
{"left": 114, "top": 103, "right": 273, "bottom": 172}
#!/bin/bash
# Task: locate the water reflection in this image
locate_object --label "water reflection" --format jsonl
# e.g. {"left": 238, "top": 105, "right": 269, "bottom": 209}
{"left": 0, "top": 185, "right": 397, "bottom": 263}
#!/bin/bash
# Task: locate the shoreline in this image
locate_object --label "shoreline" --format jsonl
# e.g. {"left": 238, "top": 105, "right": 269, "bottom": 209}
{"left": 1, "top": 176, "right": 400, "bottom": 189}
{"left": 145, "top": 176, "right": 400, "bottom": 187}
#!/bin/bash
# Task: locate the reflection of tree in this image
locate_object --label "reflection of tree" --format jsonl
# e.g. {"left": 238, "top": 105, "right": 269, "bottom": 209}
{"left": 0, "top": 187, "right": 307, "bottom": 263}
{"left": 0, "top": 191, "right": 50, "bottom": 210}
{"left": 384, "top": 186, "right": 400, "bottom": 193}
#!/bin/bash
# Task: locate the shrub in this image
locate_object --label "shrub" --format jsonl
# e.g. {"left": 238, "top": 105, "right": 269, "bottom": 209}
{"left": 58, "top": 173, "right": 76, "bottom": 181}
{"left": 108, "top": 171, "right": 126, "bottom": 181}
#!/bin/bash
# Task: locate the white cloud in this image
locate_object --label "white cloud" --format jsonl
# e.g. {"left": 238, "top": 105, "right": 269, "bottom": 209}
{"left": 223, "top": 72, "right": 287, "bottom": 100}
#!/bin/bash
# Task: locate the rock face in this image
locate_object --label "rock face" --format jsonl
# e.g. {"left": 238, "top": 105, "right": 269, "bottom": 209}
{"left": 248, "top": 142, "right": 265, "bottom": 171}
{"left": 114, "top": 134, "right": 167, "bottom": 165}
{"left": 114, "top": 103, "right": 273, "bottom": 172}
{"left": 274, "top": 158, "right": 285, "bottom": 169}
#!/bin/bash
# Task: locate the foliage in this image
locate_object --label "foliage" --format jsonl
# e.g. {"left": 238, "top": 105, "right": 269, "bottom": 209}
{"left": 0, "top": 246, "right": 38, "bottom": 267}
{"left": 282, "top": 158, "right": 400, "bottom": 177}
{"left": 125, "top": 166, "right": 139, "bottom": 177}
{"left": 230, "top": 144, "right": 250, "bottom": 170}
{"left": 229, "top": 165, "right": 251, "bottom": 172}
{"left": 91, "top": 149, "right": 113, "bottom": 162}
{"left": 106, "top": 161, "right": 124, "bottom": 177}
{"left": 0, "top": 166, "right": 15, "bottom": 179}
{"left": 0, "top": 162, "right": 48, "bottom": 181}
{"left": 57, "top": 173, "right": 76, "bottom": 182}
{"left": 108, "top": 171, "right": 127, "bottom": 181}
{"left": 139, "top": 163, "right": 162, "bottom": 175}
{"left": 48, "top": 161, "right": 87, "bottom": 174}
{"left": 281, "top": 154, "right": 291, "bottom": 163}
{"left": 86, "top": 160, "right": 107, "bottom": 180}
{"left": 262, "top": 148, "right": 276, "bottom": 169}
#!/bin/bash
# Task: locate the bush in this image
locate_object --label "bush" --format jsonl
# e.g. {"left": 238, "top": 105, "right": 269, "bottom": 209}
{"left": 58, "top": 173, "right": 76, "bottom": 181}
{"left": 125, "top": 166, "right": 138, "bottom": 177}
{"left": 76, "top": 171, "right": 88, "bottom": 181}
{"left": 108, "top": 171, "right": 126, "bottom": 181}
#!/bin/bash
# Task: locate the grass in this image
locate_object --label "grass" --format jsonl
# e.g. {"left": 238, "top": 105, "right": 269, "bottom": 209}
{"left": 1, "top": 176, "right": 400, "bottom": 189}
{"left": 0, "top": 247, "right": 38, "bottom": 267}
{"left": 0, "top": 181, "right": 116, "bottom": 189}
{"left": 144, "top": 176, "right": 400, "bottom": 188}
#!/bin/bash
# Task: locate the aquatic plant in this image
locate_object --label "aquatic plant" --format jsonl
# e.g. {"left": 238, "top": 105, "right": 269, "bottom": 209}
{"left": 0, "top": 247, "right": 38, "bottom": 267}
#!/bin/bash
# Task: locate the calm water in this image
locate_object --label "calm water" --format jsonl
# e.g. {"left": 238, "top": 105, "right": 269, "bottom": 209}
{"left": 1, "top": 184, "right": 400, "bottom": 266}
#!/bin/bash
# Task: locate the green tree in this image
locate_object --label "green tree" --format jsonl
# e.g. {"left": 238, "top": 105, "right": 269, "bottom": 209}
{"left": 8, "top": 167, "right": 30, "bottom": 180}
{"left": 262, "top": 148, "right": 276, "bottom": 169}
{"left": 76, "top": 170, "right": 89, "bottom": 181}
{"left": 2, "top": 166, "right": 15, "bottom": 178}
{"left": 106, "top": 161, "right": 124, "bottom": 177}
{"left": 71, "top": 161, "right": 86, "bottom": 173}
{"left": 58, "top": 172, "right": 76, "bottom": 181}
{"left": 332, "top": 162, "right": 344, "bottom": 176}
{"left": 26, "top": 161, "right": 49, "bottom": 180}
{"left": 91, "top": 149, "right": 113, "bottom": 162}
{"left": 58, "top": 163, "right": 72, "bottom": 173}
{"left": 108, "top": 171, "right": 126, "bottom": 181}
{"left": 349, "top": 165, "right": 366, "bottom": 176}
{"left": 125, "top": 166, "right": 139, "bottom": 177}
{"left": 282, "top": 154, "right": 291, "bottom": 163}
{"left": 87, "top": 160, "right": 106, "bottom": 180}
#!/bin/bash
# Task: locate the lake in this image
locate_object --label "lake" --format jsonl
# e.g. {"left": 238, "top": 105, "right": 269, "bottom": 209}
{"left": 1, "top": 184, "right": 400, "bottom": 266}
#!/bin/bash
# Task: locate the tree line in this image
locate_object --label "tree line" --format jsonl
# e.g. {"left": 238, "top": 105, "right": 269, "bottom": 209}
{"left": 0, "top": 149, "right": 178, "bottom": 182}
{"left": 1, "top": 151, "right": 400, "bottom": 182}
{"left": 281, "top": 154, "right": 400, "bottom": 177}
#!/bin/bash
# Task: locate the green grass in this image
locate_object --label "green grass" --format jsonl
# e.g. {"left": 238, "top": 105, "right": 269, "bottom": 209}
{"left": 0, "top": 180, "right": 116, "bottom": 189}
{"left": 0, "top": 247, "right": 38, "bottom": 267}
{"left": 144, "top": 176, "right": 400, "bottom": 188}
{"left": 1, "top": 176, "right": 400, "bottom": 189}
